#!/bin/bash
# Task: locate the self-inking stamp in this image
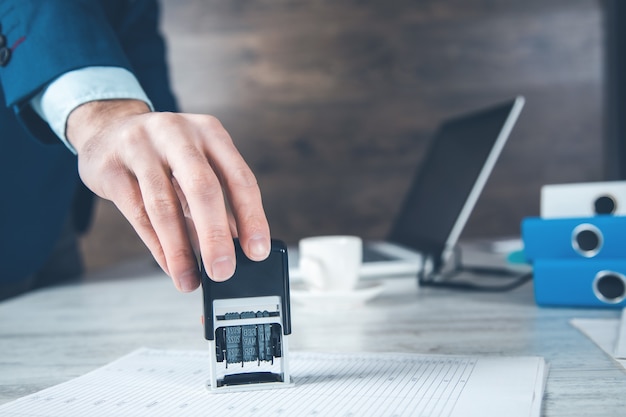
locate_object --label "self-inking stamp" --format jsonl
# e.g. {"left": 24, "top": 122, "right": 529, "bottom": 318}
{"left": 201, "top": 239, "right": 293, "bottom": 393}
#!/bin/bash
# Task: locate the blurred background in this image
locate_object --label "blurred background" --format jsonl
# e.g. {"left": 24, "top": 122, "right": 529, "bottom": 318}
{"left": 81, "top": 0, "right": 605, "bottom": 272}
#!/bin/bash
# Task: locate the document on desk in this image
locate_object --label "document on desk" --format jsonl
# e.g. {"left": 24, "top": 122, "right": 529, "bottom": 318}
{"left": 571, "top": 307, "right": 626, "bottom": 367}
{"left": 0, "top": 348, "right": 547, "bottom": 417}
{"left": 615, "top": 308, "right": 626, "bottom": 358}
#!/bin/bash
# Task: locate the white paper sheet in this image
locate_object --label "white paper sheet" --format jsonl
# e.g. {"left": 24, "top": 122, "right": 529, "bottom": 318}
{"left": 571, "top": 314, "right": 626, "bottom": 369}
{"left": 615, "top": 308, "right": 626, "bottom": 359}
{"left": 0, "top": 348, "right": 546, "bottom": 417}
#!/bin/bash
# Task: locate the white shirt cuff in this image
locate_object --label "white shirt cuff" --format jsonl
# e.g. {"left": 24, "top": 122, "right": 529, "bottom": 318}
{"left": 30, "top": 66, "right": 154, "bottom": 154}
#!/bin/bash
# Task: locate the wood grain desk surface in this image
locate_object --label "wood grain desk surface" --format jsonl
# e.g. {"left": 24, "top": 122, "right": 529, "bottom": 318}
{"left": 1, "top": 257, "right": 625, "bottom": 416}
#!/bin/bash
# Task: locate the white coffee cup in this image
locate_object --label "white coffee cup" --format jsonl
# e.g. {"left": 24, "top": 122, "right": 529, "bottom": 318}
{"left": 298, "top": 235, "right": 363, "bottom": 292}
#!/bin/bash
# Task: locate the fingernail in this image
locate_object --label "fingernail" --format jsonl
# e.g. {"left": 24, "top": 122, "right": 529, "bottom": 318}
{"left": 211, "top": 256, "right": 235, "bottom": 281}
{"left": 178, "top": 270, "right": 200, "bottom": 292}
{"left": 249, "top": 235, "right": 270, "bottom": 260}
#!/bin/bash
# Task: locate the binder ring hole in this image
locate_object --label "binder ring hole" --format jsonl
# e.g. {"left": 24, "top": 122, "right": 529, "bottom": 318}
{"left": 571, "top": 224, "right": 603, "bottom": 258}
{"left": 594, "top": 195, "right": 617, "bottom": 215}
{"left": 593, "top": 271, "right": 626, "bottom": 304}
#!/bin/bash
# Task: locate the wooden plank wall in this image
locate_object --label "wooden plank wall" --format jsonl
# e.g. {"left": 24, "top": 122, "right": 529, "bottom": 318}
{"left": 82, "top": 0, "right": 604, "bottom": 269}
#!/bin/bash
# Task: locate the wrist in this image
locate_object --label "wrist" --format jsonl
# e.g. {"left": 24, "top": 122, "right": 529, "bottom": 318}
{"left": 66, "top": 99, "right": 151, "bottom": 155}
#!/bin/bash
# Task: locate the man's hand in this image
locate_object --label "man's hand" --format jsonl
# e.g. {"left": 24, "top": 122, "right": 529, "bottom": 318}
{"left": 66, "top": 99, "right": 271, "bottom": 291}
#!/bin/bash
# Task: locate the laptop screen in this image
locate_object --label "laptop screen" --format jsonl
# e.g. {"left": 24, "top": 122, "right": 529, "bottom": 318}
{"left": 387, "top": 97, "right": 524, "bottom": 269}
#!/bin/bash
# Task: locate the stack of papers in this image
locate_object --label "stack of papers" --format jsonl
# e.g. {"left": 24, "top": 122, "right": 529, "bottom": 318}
{"left": 571, "top": 308, "right": 626, "bottom": 369}
{"left": 0, "top": 348, "right": 547, "bottom": 417}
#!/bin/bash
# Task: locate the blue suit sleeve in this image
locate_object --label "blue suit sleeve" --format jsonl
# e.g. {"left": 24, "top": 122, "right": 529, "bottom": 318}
{"left": 0, "top": 0, "right": 133, "bottom": 143}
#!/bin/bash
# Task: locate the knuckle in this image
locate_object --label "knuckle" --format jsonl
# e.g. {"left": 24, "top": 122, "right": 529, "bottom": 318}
{"left": 147, "top": 111, "right": 182, "bottom": 131}
{"left": 141, "top": 169, "right": 167, "bottom": 191}
{"left": 178, "top": 143, "right": 204, "bottom": 162}
{"left": 118, "top": 128, "right": 150, "bottom": 161}
{"left": 228, "top": 167, "right": 258, "bottom": 188}
{"left": 98, "top": 159, "right": 127, "bottom": 185}
{"left": 146, "top": 195, "right": 181, "bottom": 220}
{"left": 200, "top": 115, "right": 233, "bottom": 145}
{"left": 236, "top": 214, "right": 268, "bottom": 238}
{"left": 199, "top": 114, "right": 222, "bottom": 131}
{"left": 193, "top": 172, "right": 217, "bottom": 192}
{"left": 118, "top": 123, "right": 146, "bottom": 147}
{"left": 135, "top": 170, "right": 180, "bottom": 219}
{"left": 203, "top": 227, "right": 232, "bottom": 244}
{"left": 166, "top": 247, "right": 196, "bottom": 265}
{"left": 78, "top": 144, "right": 126, "bottom": 190}
{"left": 129, "top": 204, "right": 153, "bottom": 230}
{"left": 242, "top": 213, "right": 267, "bottom": 231}
{"left": 185, "top": 174, "right": 223, "bottom": 199}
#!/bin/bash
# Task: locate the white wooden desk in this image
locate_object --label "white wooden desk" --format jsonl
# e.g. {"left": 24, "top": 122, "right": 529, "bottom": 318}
{"left": 1, "top": 257, "right": 625, "bottom": 416}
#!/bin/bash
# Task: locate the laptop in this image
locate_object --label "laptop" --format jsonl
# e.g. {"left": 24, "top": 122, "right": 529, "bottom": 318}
{"left": 289, "top": 96, "right": 526, "bottom": 280}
